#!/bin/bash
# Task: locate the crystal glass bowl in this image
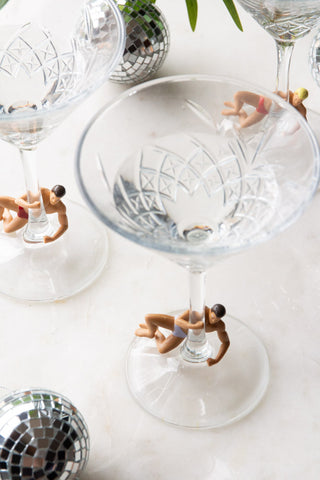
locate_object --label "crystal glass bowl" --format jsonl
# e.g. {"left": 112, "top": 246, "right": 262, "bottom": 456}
{"left": 76, "top": 75, "right": 320, "bottom": 428}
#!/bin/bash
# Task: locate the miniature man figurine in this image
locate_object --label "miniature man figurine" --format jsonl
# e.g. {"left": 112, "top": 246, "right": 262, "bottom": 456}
{"left": 135, "top": 303, "right": 230, "bottom": 366}
{"left": 222, "top": 87, "right": 308, "bottom": 128}
{"left": 0, "top": 185, "right": 68, "bottom": 243}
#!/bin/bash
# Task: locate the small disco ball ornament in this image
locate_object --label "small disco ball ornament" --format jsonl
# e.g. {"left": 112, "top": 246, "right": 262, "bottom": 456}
{"left": 0, "top": 389, "right": 89, "bottom": 480}
{"left": 110, "top": 0, "right": 170, "bottom": 84}
{"left": 310, "top": 29, "right": 320, "bottom": 87}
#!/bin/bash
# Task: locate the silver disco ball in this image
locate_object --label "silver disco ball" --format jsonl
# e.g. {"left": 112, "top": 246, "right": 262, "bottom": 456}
{"left": 110, "top": 0, "right": 170, "bottom": 84}
{"left": 0, "top": 389, "right": 89, "bottom": 480}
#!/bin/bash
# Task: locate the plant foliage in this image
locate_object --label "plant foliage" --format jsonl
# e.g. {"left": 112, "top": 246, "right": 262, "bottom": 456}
{"left": 0, "top": 0, "right": 9, "bottom": 9}
{"left": 185, "top": 0, "right": 242, "bottom": 32}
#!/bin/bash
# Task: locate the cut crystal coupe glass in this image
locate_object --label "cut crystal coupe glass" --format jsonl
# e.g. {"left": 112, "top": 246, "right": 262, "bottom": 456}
{"left": 76, "top": 75, "right": 320, "bottom": 428}
{"left": 236, "top": 0, "right": 320, "bottom": 94}
{"left": 0, "top": 0, "right": 125, "bottom": 301}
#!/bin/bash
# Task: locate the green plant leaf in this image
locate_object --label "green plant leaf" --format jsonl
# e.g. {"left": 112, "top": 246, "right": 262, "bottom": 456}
{"left": 221, "top": 0, "right": 243, "bottom": 31}
{"left": 185, "top": 0, "right": 198, "bottom": 32}
{"left": 0, "top": 0, "right": 9, "bottom": 9}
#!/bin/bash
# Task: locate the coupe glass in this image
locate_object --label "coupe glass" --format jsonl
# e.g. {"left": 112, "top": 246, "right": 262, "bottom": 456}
{"left": 236, "top": 0, "right": 320, "bottom": 95}
{"left": 0, "top": 0, "right": 125, "bottom": 301}
{"left": 76, "top": 75, "right": 320, "bottom": 428}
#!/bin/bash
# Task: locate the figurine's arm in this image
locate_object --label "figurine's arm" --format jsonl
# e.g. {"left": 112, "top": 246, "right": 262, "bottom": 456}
{"left": 15, "top": 194, "right": 40, "bottom": 209}
{"left": 275, "top": 90, "right": 287, "bottom": 100}
{"left": 175, "top": 314, "right": 204, "bottom": 330}
{"left": 176, "top": 308, "right": 207, "bottom": 330}
{"left": 44, "top": 209, "right": 68, "bottom": 243}
{"left": 207, "top": 327, "right": 230, "bottom": 366}
{"left": 297, "top": 104, "right": 307, "bottom": 120}
{"left": 176, "top": 310, "right": 189, "bottom": 320}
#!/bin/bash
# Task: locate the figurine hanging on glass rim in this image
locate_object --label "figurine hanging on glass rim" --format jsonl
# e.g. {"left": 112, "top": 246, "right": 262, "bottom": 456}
{"left": 0, "top": 185, "right": 68, "bottom": 243}
{"left": 135, "top": 303, "right": 230, "bottom": 366}
{"left": 222, "top": 88, "right": 308, "bottom": 127}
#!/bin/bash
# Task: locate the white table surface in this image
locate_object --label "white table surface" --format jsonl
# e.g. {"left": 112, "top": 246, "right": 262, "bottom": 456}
{"left": 1, "top": 0, "right": 320, "bottom": 478}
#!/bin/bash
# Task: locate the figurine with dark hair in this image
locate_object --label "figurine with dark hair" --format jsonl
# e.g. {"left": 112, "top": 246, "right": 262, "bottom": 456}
{"left": 135, "top": 303, "right": 230, "bottom": 366}
{"left": 0, "top": 185, "right": 68, "bottom": 243}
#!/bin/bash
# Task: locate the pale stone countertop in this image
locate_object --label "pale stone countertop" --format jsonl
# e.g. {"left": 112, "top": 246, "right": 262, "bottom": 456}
{"left": 0, "top": 0, "right": 320, "bottom": 478}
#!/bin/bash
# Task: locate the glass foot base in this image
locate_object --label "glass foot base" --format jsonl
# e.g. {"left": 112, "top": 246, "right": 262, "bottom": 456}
{"left": 0, "top": 200, "right": 108, "bottom": 302}
{"left": 126, "top": 315, "right": 269, "bottom": 429}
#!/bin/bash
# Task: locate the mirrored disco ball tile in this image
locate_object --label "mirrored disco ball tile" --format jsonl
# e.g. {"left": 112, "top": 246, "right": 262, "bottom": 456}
{"left": 110, "top": 0, "right": 170, "bottom": 84}
{"left": 0, "top": 389, "right": 89, "bottom": 479}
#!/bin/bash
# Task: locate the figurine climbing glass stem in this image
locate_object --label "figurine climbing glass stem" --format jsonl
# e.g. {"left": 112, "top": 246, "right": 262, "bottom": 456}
{"left": 0, "top": 0, "right": 125, "bottom": 301}
{"left": 77, "top": 75, "right": 320, "bottom": 428}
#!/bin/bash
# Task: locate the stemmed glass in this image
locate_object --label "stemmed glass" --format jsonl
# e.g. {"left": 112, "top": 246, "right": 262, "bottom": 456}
{"left": 76, "top": 75, "right": 320, "bottom": 428}
{"left": 236, "top": 0, "right": 320, "bottom": 95}
{"left": 0, "top": 0, "right": 125, "bottom": 301}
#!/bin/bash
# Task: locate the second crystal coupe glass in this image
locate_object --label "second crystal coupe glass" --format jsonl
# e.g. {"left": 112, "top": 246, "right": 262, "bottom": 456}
{"left": 77, "top": 75, "right": 320, "bottom": 428}
{"left": 0, "top": 0, "right": 125, "bottom": 301}
{"left": 236, "top": 0, "right": 320, "bottom": 95}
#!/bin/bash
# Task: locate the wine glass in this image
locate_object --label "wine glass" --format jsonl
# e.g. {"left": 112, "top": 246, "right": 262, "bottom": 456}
{"left": 0, "top": 0, "right": 126, "bottom": 301}
{"left": 236, "top": 0, "right": 320, "bottom": 96}
{"left": 76, "top": 75, "right": 320, "bottom": 428}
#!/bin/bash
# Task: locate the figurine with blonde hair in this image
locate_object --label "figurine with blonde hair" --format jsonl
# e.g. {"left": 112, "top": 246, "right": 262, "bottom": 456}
{"left": 222, "top": 87, "right": 308, "bottom": 127}
{"left": 286, "top": 87, "right": 308, "bottom": 119}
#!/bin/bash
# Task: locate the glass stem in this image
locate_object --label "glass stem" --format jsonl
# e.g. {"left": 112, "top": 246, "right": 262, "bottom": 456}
{"left": 275, "top": 40, "right": 294, "bottom": 100}
{"left": 180, "top": 270, "right": 212, "bottom": 363}
{"left": 20, "top": 148, "right": 54, "bottom": 243}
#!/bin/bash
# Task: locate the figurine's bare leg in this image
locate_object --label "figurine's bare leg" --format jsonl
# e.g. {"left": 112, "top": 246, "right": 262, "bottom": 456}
{"left": 135, "top": 314, "right": 175, "bottom": 338}
{"left": 0, "top": 197, "right": 19, "bottom": 213}
{"left": 221, "top": 102, "right": 249, "bottom": 120}
{"left": 2, "top": 209, "right": 13, "bottom": 232}
{"left": 2, "top": 209, "right": 27, "bottom": 233}
{"left": 239, "top": 111, "right": 265, "bottom": 128}
{"left": 223, "top": 97, "right": 245, "bottom": 114}
{"left": 233, "top": 91, "right": 261, "bottom": 110}
{"left": 154, "top": 329, "right": 184, "bottom": 354}
{"left": 238, "top": 110, "right": 248, "bottom": 124}
{"left": 232, "top": 97, "right": 245, "bottom": 112}
{"left": 154, "top": 329, "right": 166, "bottom": 345}
{"left": 221, "top": 101, "right": 241, "bottom": 116}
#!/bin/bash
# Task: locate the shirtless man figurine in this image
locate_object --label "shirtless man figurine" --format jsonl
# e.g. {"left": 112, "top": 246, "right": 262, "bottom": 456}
{"left": 135, "top": 303, "right": 230, "bottom": 366}
{"left": 222, "top": 87, "right": 308, "bottom": 128}
{"left": 0, "top": 185, "right": 68, "bottom": 243}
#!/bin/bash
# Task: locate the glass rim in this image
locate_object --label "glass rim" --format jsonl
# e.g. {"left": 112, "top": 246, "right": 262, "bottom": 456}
{"left": 76, "top": 73, "right": 320, "bottom": 258}
{"left": 0, "top": 0, "right": 126, "bottom": 123}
